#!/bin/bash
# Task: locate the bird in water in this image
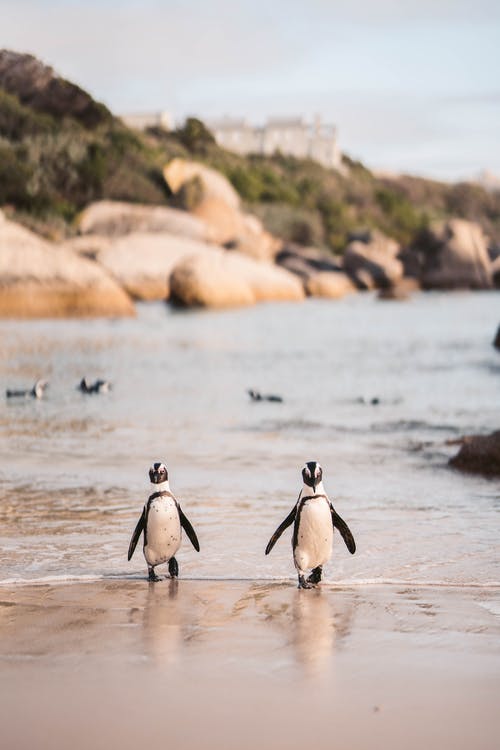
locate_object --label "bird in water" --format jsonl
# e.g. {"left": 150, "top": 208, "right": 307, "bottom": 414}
{"left": 128, "top": 462, "right": 200, "bottom": 582}
{"left": 247, "top": 389, "right": 283, "bottom": 403}
{"left": 265, "top": 461, "right": 356, "bottom": 589}
{"left": 78, "top": 378, "right": 112, "bottom": 394}
{"left": 6, "top": 379, "right": 48, "bottom": 399}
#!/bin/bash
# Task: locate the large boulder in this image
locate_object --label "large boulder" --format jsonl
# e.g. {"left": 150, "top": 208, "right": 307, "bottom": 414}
{"left": 75, "top": 200, "right": 209, "bottom": 241}
{"left": 305, "top": 271, "right": 357, "bottom": 299}
{"left": 169, "top": 247, "right": 305, "bottom": 308}
{"left": 410, "top": 219, "right": 492, "bottom": 289}
{"left": 449, "top": 431, "right": 500, "bottom": 477}
{"left": 192, "top": 197, "right": 279, "bottom": 259}
{"left": 0, "top": 211, "right": 134, "bottom": 317}
{"left": 0, "top": 49, "right": 110, "bottom": 128}
{"left": 164, "top": 158, "right": 240, "bottom": 209}
{"left": 65, "top": 232, "right": 217, "bottom": 301}
{"left": 342, "top": 230, "right": 403, "bottom": 289}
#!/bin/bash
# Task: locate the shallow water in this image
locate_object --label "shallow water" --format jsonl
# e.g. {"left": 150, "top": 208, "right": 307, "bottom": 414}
{"left": 0, "top": 292, "right": 498, "bottom": 586}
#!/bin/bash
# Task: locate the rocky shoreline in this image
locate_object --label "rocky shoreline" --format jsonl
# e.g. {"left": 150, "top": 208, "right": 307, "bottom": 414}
{"left": 0, "top": 159, "right": 497, "bottom": 317}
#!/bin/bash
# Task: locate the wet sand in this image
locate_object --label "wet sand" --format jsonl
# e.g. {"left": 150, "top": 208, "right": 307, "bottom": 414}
{"left": 1, "top": 580, "right": 499, "bottom": 750}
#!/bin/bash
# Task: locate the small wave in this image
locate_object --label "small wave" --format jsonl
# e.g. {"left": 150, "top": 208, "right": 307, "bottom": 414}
{"left": 0, "top": 574, "right": 499, "bottom": 589}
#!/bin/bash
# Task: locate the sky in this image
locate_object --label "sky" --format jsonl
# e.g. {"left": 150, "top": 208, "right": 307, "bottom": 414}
{"left": 1, "top": 0, "right": 499, "bottom": 180}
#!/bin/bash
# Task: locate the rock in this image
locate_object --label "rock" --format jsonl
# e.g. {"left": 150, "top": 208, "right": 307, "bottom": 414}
{"left": 343, "top": 230, "right": 403, "bottom": 288}
{"left": 65, "top": 232, "right": 217, "bottom": 301}
{"left": 411, "top": 219, "right": 492, "bottom": 290}
{"left": 192, "top": 197, "right": 244, "bottom": 245}
{"left": 305, "top": 271, "right": 357, "bottom": 299}
{"left": 276, "top": 244, "right": 342, "bottom": 280}
{"left": 164, "top": 158, "right": 241, "bottom": 210}
{"left": 169, "top": 247, "right": 305, "bottom": 308}
{"left": 491, "top": 256, "right": 500, "bottom": 289}
{"left": 493, "top": 324, "right": 500, "bottom": 350}
{"left": 0, "top": 211, "right": 134, "bottom": 318}
{"left": 449, "top": 431, "right": 500, "bottom": 477}
{"left": 0, "top": 49, "right": 110, "bottom": 128}
{"left": 75, "top": 200, "right": 209, "bottom": 241}
{"left": 378, "top": 277, "right": 421, "bottom": 300}
{"left": 190, "top": 198, "right": 280, "bottom": 260}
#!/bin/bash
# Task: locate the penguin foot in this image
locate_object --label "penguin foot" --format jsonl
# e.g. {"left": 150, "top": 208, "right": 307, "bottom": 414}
{"left": 148, "top": 567, "right": 161, "bottom": 582}
{"left": 168, "top": 557, "right": 179, "bottom": 579}
{"left": 298, "top": 575, "right": 313, "bottom": 589}
{"left": 307, "top": 566, "right": 323, "bottom": 585}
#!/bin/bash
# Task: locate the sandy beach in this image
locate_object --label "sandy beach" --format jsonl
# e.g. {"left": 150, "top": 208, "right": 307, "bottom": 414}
{"left": 1, "top": 579, "right": 499, "bottom": 750}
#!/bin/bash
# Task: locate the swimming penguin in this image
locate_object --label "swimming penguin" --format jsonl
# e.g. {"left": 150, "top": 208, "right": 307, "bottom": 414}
{"left": 6, "top": 379, "right": 48, "bottom": 399}
{"left": 265, "top": 461, "right": 356, "bottom": 589}
{"left": 127, "top": 462, "right": 200, "bottom": 582}
{"left": 78, "top": 377, "right": 112, "bottom": 394}
{"left": 247, "top": 389, "right": 283, "bottom": 403}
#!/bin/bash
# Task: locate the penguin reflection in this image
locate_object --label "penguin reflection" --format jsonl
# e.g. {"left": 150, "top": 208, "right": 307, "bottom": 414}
{"left": 290, "top": 589, "right": 356, "bottom": 677}
{"left": 142, "top": 579, "right": 182, "bottom": 665}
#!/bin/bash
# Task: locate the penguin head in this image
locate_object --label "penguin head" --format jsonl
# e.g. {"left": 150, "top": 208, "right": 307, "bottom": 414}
{"left": 32, "top": 379, "right": 48, "bottom": 398}
{"left": 149, "top": 462, "right": 169, "bottom": 484}
{"left": 302, "top": 461, "right": 322, "bottom": 493}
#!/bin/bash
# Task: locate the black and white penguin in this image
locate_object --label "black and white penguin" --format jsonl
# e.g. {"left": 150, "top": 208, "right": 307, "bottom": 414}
{"left": 265, "top": 461, "right": 356, "bottom": 589}
{"left": 127, "top": 462, "right": 200, "bottom": 581}
{"left": 78, "top": 377, "right": 112, "bottom": 394}
{"left": 6, "top": 379, "right": 48, "bottom": 399}
{"left": 247, "top": 389, "right": 283, "bottom": 403}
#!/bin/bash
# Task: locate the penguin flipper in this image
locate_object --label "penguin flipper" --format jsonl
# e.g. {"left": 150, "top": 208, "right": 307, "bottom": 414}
{"left": 178, "top": 506, "right": 200, "bottom": 552}
{"left": 128, "top": 508, "right": 146, "bottom": 561}
{"left": 330, "top": 504, "right": 356, "bottom": 554}
{"left": 265, "top": 505, "right": 297, "bottom": 555}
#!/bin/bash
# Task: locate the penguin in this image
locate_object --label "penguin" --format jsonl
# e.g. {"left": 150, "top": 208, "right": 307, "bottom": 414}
{"left": 127, "top": 462, "right": 200, "bottom": 582}
{"left": 247, "top": 389, "right": 283, "bottom": 403}
{"left": 78, "top": 377, "right": 112, "bottom": 394}
{"left": 265, "top": 461, "right": 356, "bottom": 589}
{"left": 6, "top": 379, "right": 48, "bottom": 399}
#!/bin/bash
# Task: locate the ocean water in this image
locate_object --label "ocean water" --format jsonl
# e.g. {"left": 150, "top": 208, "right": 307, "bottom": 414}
{"left": 0, "top": 292, "right": 498, "bottom": 587}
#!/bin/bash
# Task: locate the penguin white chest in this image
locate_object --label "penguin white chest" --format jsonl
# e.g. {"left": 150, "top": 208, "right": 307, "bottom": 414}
{"left": 144, "top": 497, "right": 181, "bottom": 566}
{"left": 294, "top": 498, "right": 333, "bottom": 571}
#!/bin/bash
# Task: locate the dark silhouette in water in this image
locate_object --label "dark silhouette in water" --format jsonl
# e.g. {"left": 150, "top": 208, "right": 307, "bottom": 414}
{"left": 78, "top": 378, "right": 112, "bottom": 394}
{"left": 6, "top": 379, "right": 48, "bottom": 399}
{"left": 248, "top": 389, "right": 283, "bottom": 403}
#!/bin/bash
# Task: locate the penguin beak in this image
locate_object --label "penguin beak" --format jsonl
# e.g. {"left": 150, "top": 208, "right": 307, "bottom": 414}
{"left": 312, "top": 481, "right": 316, "bottom": 493}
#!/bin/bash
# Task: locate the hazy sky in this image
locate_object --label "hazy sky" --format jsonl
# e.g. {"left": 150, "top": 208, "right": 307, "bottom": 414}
{"left": 2, "top": 0, "right": 499, "bottom": 180}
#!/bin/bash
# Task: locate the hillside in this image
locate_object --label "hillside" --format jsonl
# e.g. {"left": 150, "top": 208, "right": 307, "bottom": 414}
{"left": 1, "top": 49, "right": 499, "bottom": 251}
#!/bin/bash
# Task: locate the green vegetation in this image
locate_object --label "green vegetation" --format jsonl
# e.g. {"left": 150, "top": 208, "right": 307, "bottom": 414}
{"left": 1, "top": 85, "right": 499, "bottom": 249}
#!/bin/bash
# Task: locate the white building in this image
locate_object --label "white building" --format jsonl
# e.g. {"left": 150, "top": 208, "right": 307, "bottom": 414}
{"left": 209, "top": 116, "right": 341, "bottom": 170}
{"left": 120, "top": 111, "right": 173, "bottom": 131}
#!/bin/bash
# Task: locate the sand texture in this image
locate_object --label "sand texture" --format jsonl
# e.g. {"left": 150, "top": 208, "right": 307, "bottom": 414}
{"left": 0, "top": 580, "right": 499, "bottom": 750}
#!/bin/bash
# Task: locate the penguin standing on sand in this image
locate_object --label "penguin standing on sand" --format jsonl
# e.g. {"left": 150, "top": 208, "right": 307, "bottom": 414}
{"left": 128, "top": 462, "right": 200, "bottom": 581}
{"left": 265, "top": 461, "right": 356, "bottom": 589}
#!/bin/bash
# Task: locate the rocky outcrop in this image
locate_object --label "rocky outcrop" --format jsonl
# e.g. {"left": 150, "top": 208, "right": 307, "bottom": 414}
{"left": 0, "top": 49, "right": 110, "bottom": 128}
{"left": 0, "top": 211, "right": 134, "bottom": 317}
{"left": 66, "top": 232, "right": 217, "bottom": 301}
{"left": 342, "top": 230, "right": 403, "bottom": 289}
{"left": 305, "top": 271, "right": 357, "bottom": 299}
{"left": 169, "top": 247, "right": 305, "bottom": 308}
{"left": 164, "top": 158, "right": 240, "bottom": 209}
{"left": 164, "top": 159, "right": 280, "bottom": 260}
{"left": 409, "top": 219, "right": 492, "bottom": 289}
{"left": 493, "top": 324, "right": 500, "bottom": 350}
{"left": 378, "top": 278, "right": 421, "bottom": 300}
{"left": 449, "top": 431, "right": 500, "bottom": 477}
{"left": 276, "top": 245, "right": 342, "bottom": 280}
{"left": 491, "top": 256, "right": 500, "bottom": 289}
{"left": 75, "top": 200, "right": 209, "bottom": 241}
